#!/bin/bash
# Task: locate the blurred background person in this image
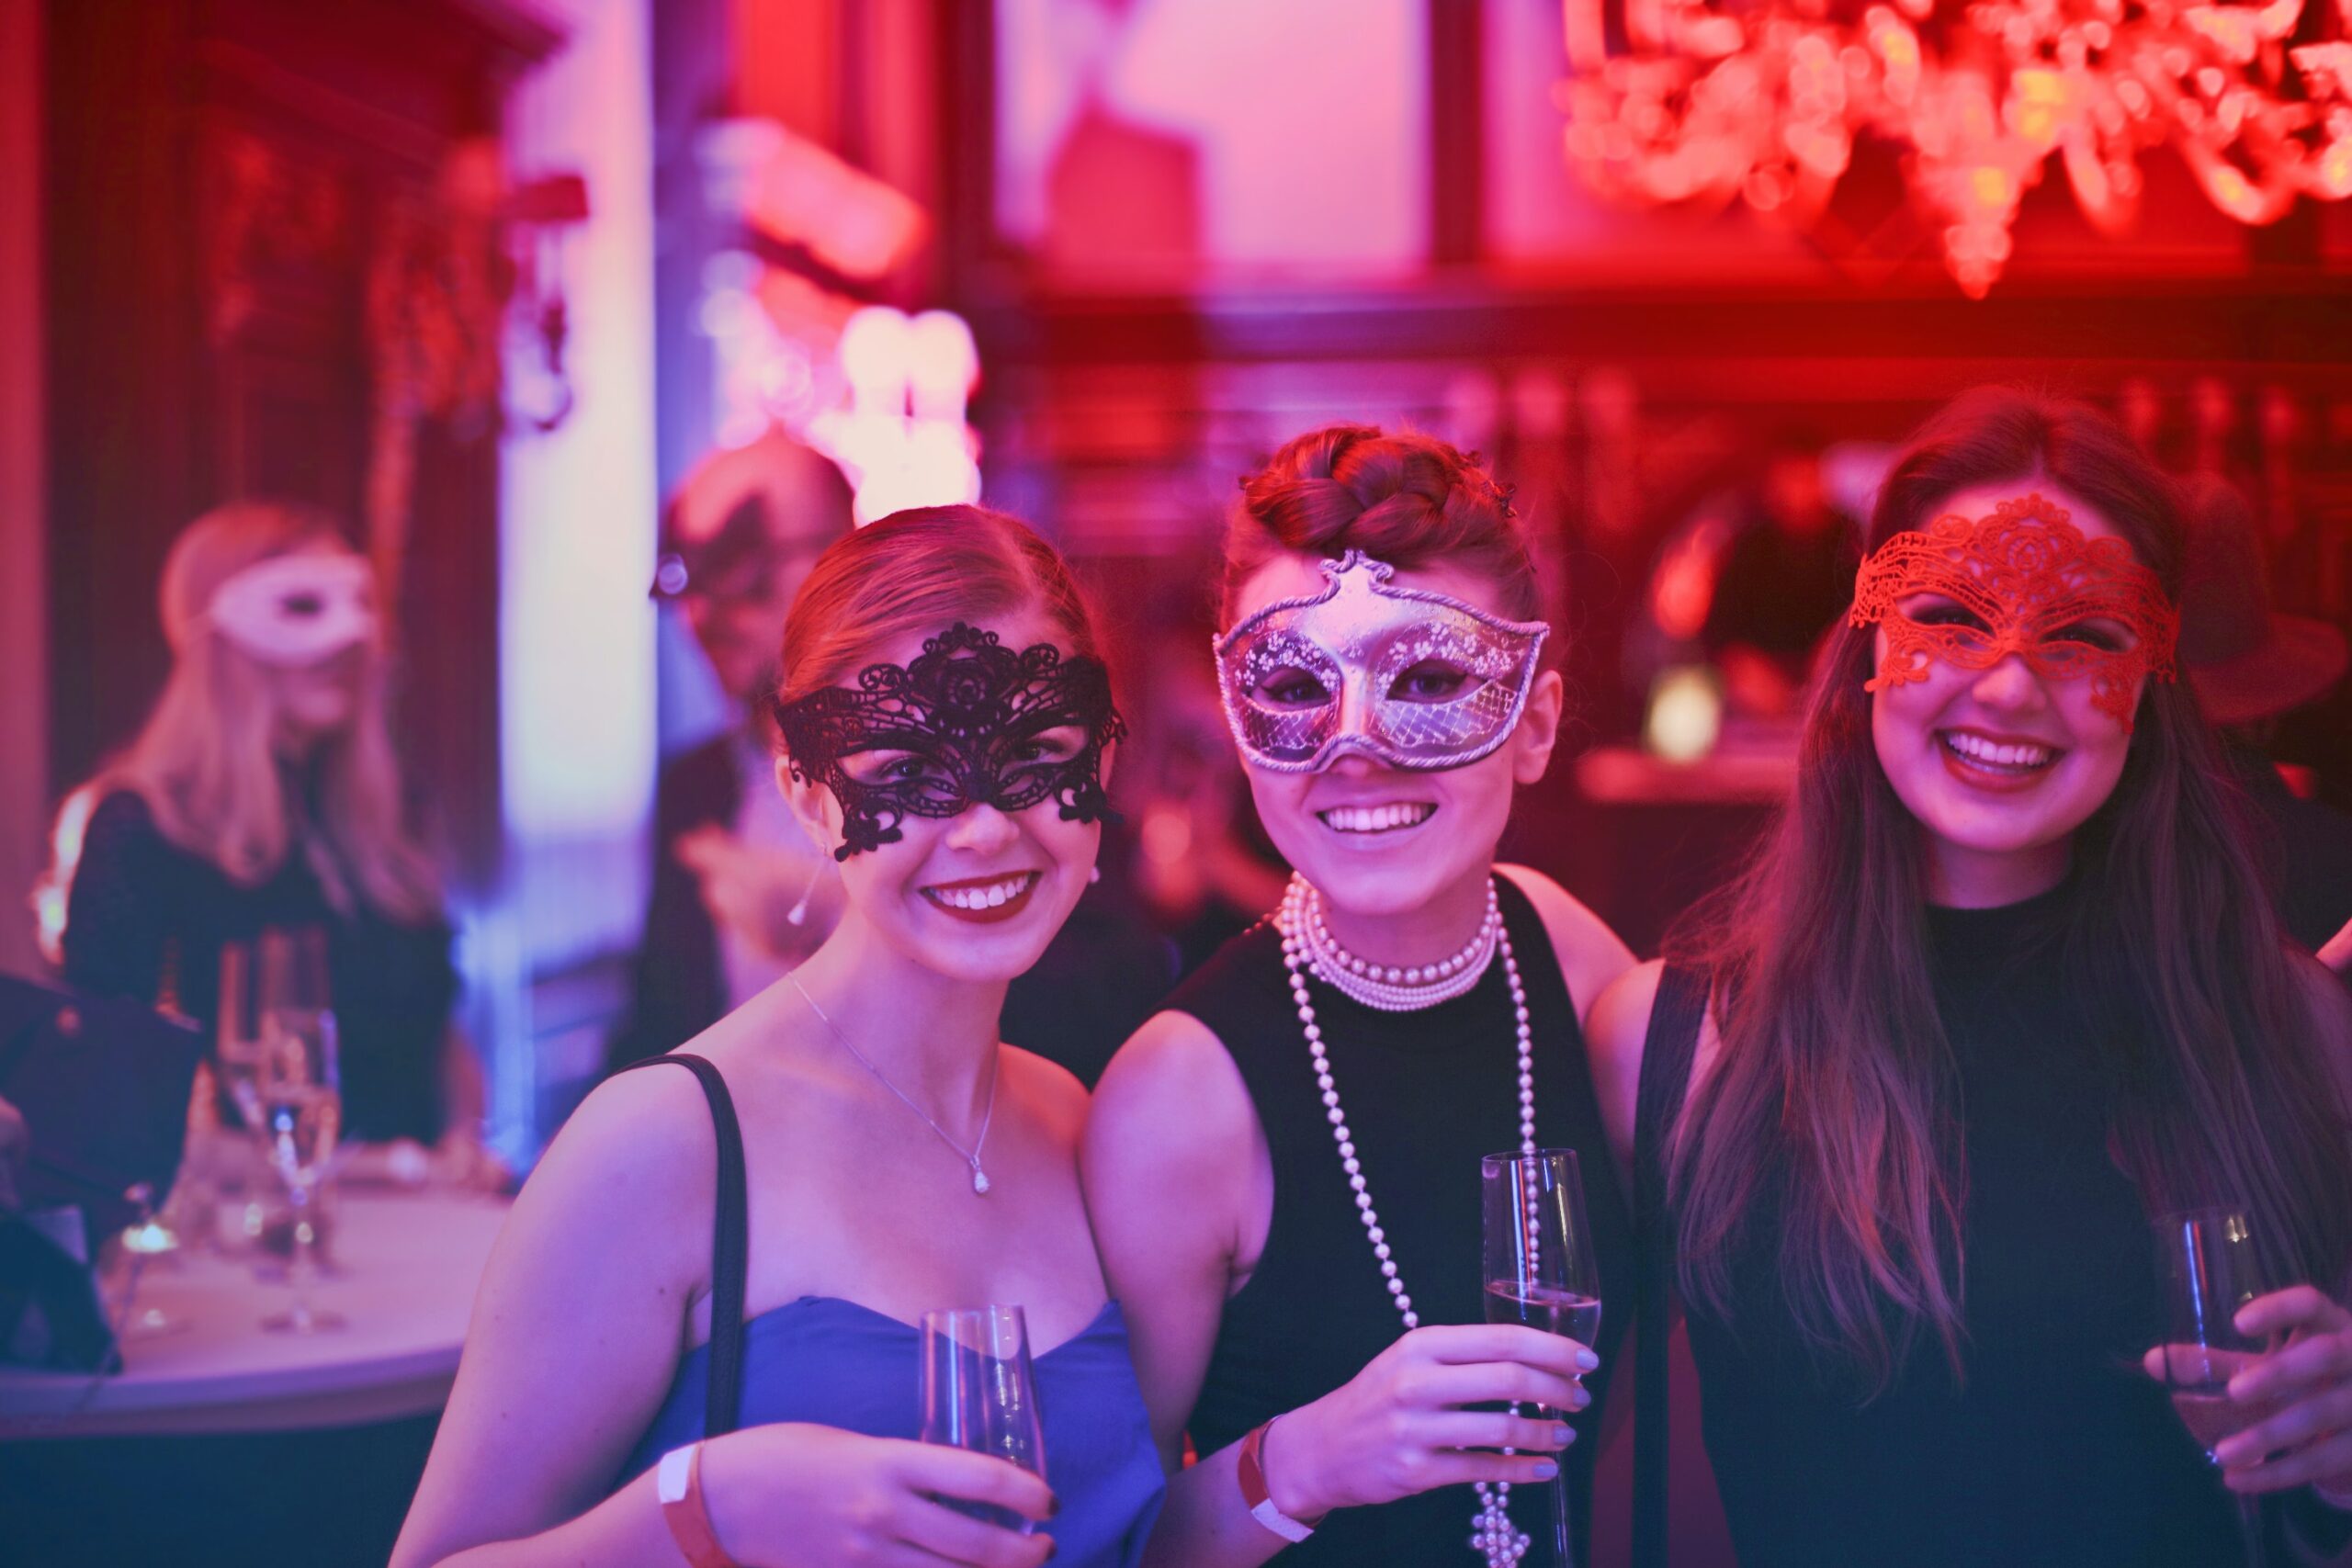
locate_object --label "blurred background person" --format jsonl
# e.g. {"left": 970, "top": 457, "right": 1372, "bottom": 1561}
{"left": 1700, "top": 428, "right": 1860, "bottom": 722}
{"left": 40, "top": 500, "right": 494, "bottom": 1183}
{"left": 605, "top": 424, "right": 1175, "bottom": 1087}
{"left": 605, "top": 427, "right": 858, "bottom": 1074}
{"left": 2177, "top": 471, "right": 2352, "bottom": 953}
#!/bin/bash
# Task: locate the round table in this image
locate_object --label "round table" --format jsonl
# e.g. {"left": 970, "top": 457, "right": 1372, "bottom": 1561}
{"left": 1, "top": 1188, "right": 510, "bottom": 1438}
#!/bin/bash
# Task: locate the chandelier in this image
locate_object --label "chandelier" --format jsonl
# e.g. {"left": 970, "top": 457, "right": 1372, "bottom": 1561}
{"left": 1560, "top": 0, "right": 2352, "bottom": 295}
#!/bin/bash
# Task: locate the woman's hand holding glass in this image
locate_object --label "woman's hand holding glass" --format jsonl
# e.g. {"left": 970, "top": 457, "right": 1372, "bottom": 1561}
{"left": 1260, "top": 1324, "right": 1590, "bottom": 1520}
{"left": 2172, "top": 1286, "right": 2352, "bottom": 1503}
{"left": 696, "top": 1423, "right": 1056, "bottom": 1568}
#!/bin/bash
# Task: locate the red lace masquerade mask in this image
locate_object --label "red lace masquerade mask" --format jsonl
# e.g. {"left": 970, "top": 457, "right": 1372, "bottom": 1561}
{"left": 1849, "top": 493, "right": 2179, "bottom": 730}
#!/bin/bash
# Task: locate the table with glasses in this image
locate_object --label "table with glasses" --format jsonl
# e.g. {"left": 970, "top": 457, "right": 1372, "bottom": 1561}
{"left": 0, "top": 1187, "right": 509, "bottom": 1567}
{"left": 1, "top": 1187, "right": 509, "bottom": 1438}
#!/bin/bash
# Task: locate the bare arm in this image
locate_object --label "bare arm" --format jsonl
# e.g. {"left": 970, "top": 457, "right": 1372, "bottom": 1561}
{"left": 1083, "top": 1009, "right": 1261, "bottom": 1469}
{"left": 391, "top": 1067, "right": 715, "bottom": 1568}
{"left": 1087, "top": 1012, "right": 1591, "bottom": 1568}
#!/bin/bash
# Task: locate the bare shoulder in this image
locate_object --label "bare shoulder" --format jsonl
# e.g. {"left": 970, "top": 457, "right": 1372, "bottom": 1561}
{"left": 1088, "top": 1009, "right": 1254, "bottom": 1157}
{"left": 1083, "top": 1009, "right": 1261, "bottom": 1230}
{"left": 1496, "top": 863, "right": 1640, "bottom": 1020}
{"left": 514, "top": 1059, "right": 718, "bottom": 1279}
{"left": 1583, "top": 959, "right": 1666, "bottom": 1167}
{"left": 1001, "top": 1043, "right": 1091, "bottom": 1145}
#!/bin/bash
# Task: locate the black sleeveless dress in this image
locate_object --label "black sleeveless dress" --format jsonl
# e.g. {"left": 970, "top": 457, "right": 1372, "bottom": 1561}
{"left": 1679, "top": 888, "right": 2245, "bottom": 1566}
{"left": 1170, "top": 875, "right": 1634, "bottom": 1568}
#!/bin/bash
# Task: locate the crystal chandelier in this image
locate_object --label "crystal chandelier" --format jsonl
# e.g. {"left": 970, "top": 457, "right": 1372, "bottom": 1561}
{"left": 1560, "top": 0, "right": 2352, "bottom": 295}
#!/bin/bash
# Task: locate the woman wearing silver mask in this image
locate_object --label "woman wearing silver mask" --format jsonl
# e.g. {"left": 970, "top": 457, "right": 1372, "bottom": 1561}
{"left": 399, "top": 506, "right": 1174, "bottom": 1568}
{"left": 1086, "top": 427, "right": 1639, "bottom": 1568}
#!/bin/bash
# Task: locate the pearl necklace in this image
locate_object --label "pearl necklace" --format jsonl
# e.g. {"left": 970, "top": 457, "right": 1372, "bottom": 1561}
{"left": 1276, "top": 876, "right": 1538, "bottom": 1568}
{"left": 1295, "top": 875, "right": 1501, "bottom": 1010}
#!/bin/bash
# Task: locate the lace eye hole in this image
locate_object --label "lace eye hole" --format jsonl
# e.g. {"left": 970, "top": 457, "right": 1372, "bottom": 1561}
{"left": 2049, "top": 619, "right": 2131, "bottom": 653}
{"left": 1388, "top": 660, "right": 1471, "bottom": 702}
{"left": 841, "top": 750, "right": 945, "bottom": 788}
{"left": 282, "top": 592, "right": 325, "bottom": 618}
{"left": 1904, "top": 598, "right": 1991, "bottom": 634}
{"left": 1009, "top": 727, "right": 1083, "bottom": 767}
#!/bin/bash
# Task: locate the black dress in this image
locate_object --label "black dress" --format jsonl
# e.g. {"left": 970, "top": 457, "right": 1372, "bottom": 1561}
{"left": 61, "top": 790, "right": 458, "bottom": 1145}
{"left": 1680, "top": 887, "right": 2244, "bottom": 1567}
{"left": 1170, "top": 875, "right": 1634, "bottom": 1568}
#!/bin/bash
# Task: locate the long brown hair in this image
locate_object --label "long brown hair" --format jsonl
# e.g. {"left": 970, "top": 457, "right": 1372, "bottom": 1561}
{"left": 44, "top": 501, "right": 440, "bottom": 931}
{"left": 1671, "top": 388, "right": 2352, "bottom": 1392}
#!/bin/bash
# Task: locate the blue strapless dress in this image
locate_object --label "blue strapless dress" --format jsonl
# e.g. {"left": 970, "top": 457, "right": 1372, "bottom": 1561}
{"left": 616, "top": 1296, "right": 1164, "bottom": 1568}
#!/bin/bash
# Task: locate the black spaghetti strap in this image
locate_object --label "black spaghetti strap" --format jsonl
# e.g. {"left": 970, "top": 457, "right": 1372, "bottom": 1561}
{"left": 1632, "top": 964, "right": 1708, "bottom": 1568}
{"left": 618, "top": 1052, "right": 751, "bottom": 1439}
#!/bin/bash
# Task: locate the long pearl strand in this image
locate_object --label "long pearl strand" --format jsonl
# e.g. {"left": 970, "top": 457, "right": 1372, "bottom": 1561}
{"left": 1276, "top": 875, "right": 1539, "bottom": 1568}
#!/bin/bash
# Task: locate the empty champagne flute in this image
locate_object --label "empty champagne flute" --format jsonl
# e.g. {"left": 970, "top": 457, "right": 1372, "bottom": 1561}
{"left": 257, "top": 927, "right": 343, "bottom": 1333}
{"left": 2154, "top": 1208, "right": 2277, "bottom": 1568}
{"left": 1483, "top": 1148, "right": 1601, "bottom": 1568}
{"left": 919, "top": 1304, "right": 1048, "bottom": 1534}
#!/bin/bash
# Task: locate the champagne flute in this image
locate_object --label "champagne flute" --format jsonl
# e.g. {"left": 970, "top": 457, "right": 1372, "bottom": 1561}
{"left": 1483, "top": 1148, "right": 1601, "bottom": 1568}
{"left": 920, "top": 1304, "right": 1048, "bottom": 1534}
{"left": 2154, "top": 1208, "right": 2277, "bottom": 1568}
{"left": 215, "top": 940, "right": 268, "bottom": 1132}
{"left": 257, "top": 927, "right": 343, "bottom": 1333}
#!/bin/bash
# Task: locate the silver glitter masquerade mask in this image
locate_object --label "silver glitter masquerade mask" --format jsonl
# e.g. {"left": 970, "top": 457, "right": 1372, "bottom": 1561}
{"left": 1214, "top": 550, "right": 1549, "bottom": 773}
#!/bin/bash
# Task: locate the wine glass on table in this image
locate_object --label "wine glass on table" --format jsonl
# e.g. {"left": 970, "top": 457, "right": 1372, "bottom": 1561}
{"left": 256, "top": 927, "right": 343, "bottom": 1333}
{"left": 920, "top": 1304, "right": 1049, "bottom": 1534}
{"left": 1483, "top": 1148, "right": 1601, "bottom": 1568}
{"left": 2154, "top": 1207, "right": 2279, "bottom": 1568}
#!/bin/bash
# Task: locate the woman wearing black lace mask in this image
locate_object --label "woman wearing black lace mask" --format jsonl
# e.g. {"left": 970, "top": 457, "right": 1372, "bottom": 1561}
{"left": 398, "top": 506, "right": 1166, "bottom": 1568}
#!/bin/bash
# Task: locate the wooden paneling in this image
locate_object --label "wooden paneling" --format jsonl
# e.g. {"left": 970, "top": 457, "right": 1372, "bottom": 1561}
{"left": 43, "top": 0, "right": 559, "bottom": 897}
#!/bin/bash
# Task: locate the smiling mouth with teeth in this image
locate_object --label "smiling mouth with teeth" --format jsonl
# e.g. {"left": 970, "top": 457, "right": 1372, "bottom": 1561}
{"left": 1939, "top": 730, "right": 2060, "bottom": 773}
{"left": 1316, "top": 802, "right": 1438, "bottom": 834}
{"left": 921, "top": 872, "right": 1042, "bottom": 914}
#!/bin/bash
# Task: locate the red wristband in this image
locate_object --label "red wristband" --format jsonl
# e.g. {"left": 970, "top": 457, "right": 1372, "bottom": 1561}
{"left": 1238, "top": 1416, "right": 1325, "bottom": 1541}
{"left": 655, "top": 1441, "right": 741, "bottom": 1568}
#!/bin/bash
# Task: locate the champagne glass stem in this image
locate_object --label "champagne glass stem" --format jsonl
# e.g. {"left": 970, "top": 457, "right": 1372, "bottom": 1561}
{"left": 2234, "top": 1495, "right": 2265, "bottom": 1568}
{"left": 285, "top": 1179, "right": 319, "bottom": 1332}
{"left": 1549, "top": 1447, "right": 1575, "bottom": 1568}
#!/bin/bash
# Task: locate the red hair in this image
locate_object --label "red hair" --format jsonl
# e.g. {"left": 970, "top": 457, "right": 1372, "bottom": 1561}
{"left": 1221, "top": 424, "right": 1541, "bottom": 626}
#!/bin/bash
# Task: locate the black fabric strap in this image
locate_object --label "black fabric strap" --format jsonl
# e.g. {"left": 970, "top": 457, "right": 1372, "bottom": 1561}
{"left": 618, "top": 1052, "right": 751, "bottom": 1438}
{"left": 1632, "top": 964, "right": 1708, "bottom": 1568}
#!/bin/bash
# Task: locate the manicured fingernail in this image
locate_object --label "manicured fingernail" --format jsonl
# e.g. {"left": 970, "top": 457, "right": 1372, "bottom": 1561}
{"left": 1552, "top": 1425, "right": 1574, "bottom": 1446}
{"left": 1532, "top": 1461, "right": 1559, "bottom": 1480}
{"left": 1575, "top": 1348, "right": 1600, "bottom": 1371}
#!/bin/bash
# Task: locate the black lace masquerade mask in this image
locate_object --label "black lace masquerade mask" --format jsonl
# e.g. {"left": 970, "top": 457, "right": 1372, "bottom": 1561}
{"left": 773, "top": 623, "right": 1125, "bottom": 860}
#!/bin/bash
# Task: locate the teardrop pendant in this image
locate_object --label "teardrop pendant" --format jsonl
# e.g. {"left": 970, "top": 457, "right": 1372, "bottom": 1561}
{"left": 972, "top": 1167, "right": 991, "bottom": 1195}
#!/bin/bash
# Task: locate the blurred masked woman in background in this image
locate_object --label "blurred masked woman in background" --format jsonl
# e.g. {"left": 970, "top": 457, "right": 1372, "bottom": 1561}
{"left": 40, "top": 499, "right": 492, "bottom": 1179}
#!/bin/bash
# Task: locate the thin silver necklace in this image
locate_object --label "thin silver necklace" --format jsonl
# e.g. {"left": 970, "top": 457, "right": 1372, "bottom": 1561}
{"left": 791, "top": 978, "right": 998, "bottom": 1195}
